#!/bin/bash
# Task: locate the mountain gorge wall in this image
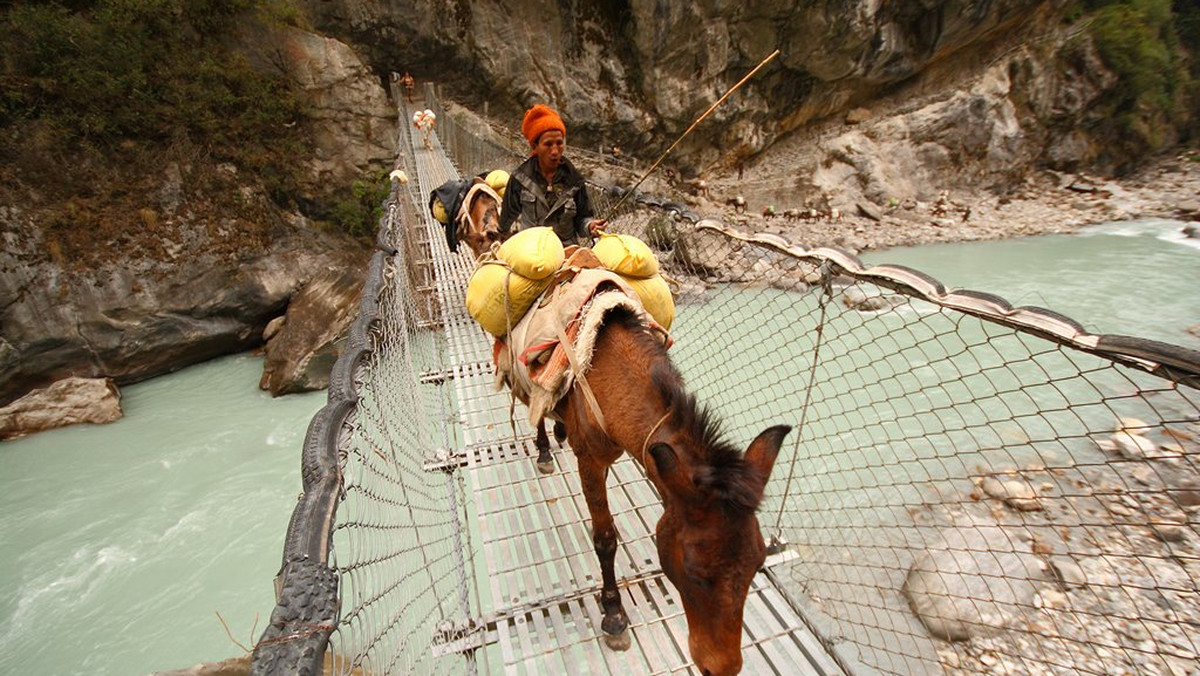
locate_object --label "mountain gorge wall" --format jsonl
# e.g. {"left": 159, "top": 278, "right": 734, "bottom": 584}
{"left": 2, "top": 0, "right": 1194, "bottom": 421}
{"left": 0, "top": 22, "right": 391, "bottom": 406}
{"left": 304, "top": 0, "right": 1084, "bottom": 170}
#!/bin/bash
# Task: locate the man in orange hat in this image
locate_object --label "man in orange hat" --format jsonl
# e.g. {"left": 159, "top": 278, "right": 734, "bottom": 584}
{"left": 499, "top": 104, "right": 605, "bottom": 245}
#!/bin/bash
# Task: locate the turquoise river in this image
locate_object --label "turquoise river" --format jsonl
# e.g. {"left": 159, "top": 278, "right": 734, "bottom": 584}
{"left": 0, "top": 218, "right": 1196, "bottom": 675}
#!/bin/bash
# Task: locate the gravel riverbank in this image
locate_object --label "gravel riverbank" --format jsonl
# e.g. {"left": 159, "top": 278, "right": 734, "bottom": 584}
{"left": 688, "top": 148, "right": 1200, "bottom": 253}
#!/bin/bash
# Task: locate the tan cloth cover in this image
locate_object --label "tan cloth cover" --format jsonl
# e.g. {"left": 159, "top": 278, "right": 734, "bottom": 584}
{"left": 494, "top": 249, "right": 669, "bottom": 425}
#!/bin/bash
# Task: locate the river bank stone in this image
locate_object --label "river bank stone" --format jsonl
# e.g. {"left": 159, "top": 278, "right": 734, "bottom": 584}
{"left": 259, "top": 268, "right": 363, "bottom": 396}
{"left": 0, "top": 377, "right": 122, "bottom": 440}
{"left": 903, "top": 516, "right": 1046, "bottom": 642}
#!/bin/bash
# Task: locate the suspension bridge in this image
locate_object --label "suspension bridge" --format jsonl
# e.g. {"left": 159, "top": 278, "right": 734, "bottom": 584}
{"left": 251, "top": 85, "right": 1200, "bottom": 676}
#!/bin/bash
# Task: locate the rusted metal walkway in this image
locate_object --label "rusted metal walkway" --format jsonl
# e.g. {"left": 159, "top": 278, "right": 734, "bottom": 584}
{"left": 399, "top": 100, "right": 842, "bottom": 676}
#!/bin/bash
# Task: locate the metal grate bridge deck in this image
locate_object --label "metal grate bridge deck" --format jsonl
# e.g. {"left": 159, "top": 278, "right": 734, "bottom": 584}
{"left": 402, "top": 100, "right": 841, "bottom": 676}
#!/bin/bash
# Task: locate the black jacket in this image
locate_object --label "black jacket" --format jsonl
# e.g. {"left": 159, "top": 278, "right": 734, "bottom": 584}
{"left": 499, "top": 156, "right": 594, "bottom": 245}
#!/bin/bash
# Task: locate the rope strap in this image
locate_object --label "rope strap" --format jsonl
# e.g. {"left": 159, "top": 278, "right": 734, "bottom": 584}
{"left": 554, "top": 324, "right": 607, "bottom": 433}
{"left": 641, "top": 409, "right": 672, "bottom": 469}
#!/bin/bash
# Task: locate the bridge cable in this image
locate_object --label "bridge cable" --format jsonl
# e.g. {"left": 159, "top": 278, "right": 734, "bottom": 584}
{"left": 771, "top": 260, "right": 834, "bottom": 544}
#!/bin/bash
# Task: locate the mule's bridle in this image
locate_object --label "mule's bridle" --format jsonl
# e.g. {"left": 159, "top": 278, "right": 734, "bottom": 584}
{"left": 641, "top": 409, "right": 672, "bottom": 470}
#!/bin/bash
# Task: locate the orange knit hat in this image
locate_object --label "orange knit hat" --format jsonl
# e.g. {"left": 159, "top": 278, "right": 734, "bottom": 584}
{"left": 521, "top": 104, "right": 566, "bottom": 148}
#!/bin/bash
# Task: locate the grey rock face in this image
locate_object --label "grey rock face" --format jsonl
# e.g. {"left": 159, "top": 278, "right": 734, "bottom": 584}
{"left": 238, "top": 25, "right": 397, "bottom": 191}
{"left": 1, "top": 26, "right": 390, "bottom": 407}
{"left": 259, "top": 268, "right": 364, "bottom": 396}
{"left": 0, "top": 204, "right": 367, "bottom": 405}
{"left": 303, "top": 0, "right": 1060, "bottom": 160}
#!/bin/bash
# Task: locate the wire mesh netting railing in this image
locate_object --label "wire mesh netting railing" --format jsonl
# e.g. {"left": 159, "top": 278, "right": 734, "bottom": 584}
{"left": 253, "top": 87, "right": 1200, "bottom": 675}
{"left": 632, "top": 222, "right": 1200, "bottom": 676}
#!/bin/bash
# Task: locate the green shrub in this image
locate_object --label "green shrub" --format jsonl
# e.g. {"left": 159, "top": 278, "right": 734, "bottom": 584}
{"left": 329, "top": 170, "right": 391, "bottom": 238}
{"left": 1, "top": 1, "right": 305, "bottom": 159}
{"left": 1068, "top": 0, "right": 1196, "bottom": 160}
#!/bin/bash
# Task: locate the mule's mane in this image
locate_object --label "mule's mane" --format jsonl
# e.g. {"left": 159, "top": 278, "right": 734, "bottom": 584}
{"left": 604, "top": 306, "right": 764, "bottom": 516}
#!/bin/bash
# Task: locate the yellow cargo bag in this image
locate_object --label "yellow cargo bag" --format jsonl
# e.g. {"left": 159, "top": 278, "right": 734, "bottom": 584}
{"left": 431, "top": 197, "right": 449, "bottom": 224}
{"left": 497, "top": 227, "right": 564, "bottom": 280}
{"left": 622, "top": 273, "right": 674, "bottom": 330}
{"left": 466, "top": 263, "right": 551, "bottom": 337}
{"left": 594, "top": 233, "right": 659, "bottom": 279}
{"left": 484, "top": 169, "right": 510, "bottom": 198}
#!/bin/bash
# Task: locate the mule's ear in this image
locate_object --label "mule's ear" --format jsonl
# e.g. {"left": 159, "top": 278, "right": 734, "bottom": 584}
{"left": 744, "top": 425, "right": 790, "bottom": 479}
{"left": 472, "top": 176, "right": 486, "bottom": 186}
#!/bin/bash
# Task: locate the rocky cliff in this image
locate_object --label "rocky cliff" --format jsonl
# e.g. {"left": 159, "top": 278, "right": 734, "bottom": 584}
{"left": 0, "top": 22, "right": 392, "bottom": 406}
{"left": 3, "top": 0, "right": 1195, "bottom": 421}
{"left": 303, "top": 1, "right": 1074, "bottom": 163}
{"left": 303, "top": 0, "right": 1191, "bottom": 202}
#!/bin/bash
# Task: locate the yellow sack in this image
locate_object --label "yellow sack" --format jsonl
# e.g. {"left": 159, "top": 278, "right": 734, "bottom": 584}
{"left": 431, "top": 197, "right": 448, "bottom": 224}
{"left": 485, "top": 169, "right": 510, "bottom": 198}
{"left": 497, "top": 227, "right": 564, "bottom": 281}
{"left": 466, "top": 263, "right": 551, "bottom": 337}
{"left": 622, "top": 273, "right": 675, "bottom": 330}
{"left": 594, "top": 233, "right": 660, "bottom": 278}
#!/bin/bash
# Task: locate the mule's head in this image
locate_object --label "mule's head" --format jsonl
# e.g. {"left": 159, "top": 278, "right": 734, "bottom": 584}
{"left": 461, "top": 180, "right": 502, "bottom": 258}
{"left": 648, "top": 407, "right": 789, "bottom": 676}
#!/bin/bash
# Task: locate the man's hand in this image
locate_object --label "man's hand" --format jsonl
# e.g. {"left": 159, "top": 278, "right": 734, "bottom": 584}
{"left": 586, "top": 219, "right": 607, "bottom": 235}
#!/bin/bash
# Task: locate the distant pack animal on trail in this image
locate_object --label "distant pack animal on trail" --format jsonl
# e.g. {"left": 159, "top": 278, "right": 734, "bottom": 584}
{"left": 413, "top": 109, "right": 436, "bottom": 149}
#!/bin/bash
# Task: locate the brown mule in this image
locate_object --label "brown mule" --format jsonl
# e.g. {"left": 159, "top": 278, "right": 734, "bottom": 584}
{"left": 554, "top": 304, "right": 789, "bottom": 676}
{"left": 460, "top": 188, "right": 560, "bottom": 468}
{"left": 457, "top": 178, "right": 502, "bottom": 259}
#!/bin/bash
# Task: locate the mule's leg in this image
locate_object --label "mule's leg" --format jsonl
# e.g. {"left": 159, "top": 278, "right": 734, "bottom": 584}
{"left": 578, "top": 457, "right": 630, "bottom": 650}
{"left": 535, "top": 419, "right": 555, "bottom": 474}
{"left": 553, "top": 420, "right": 567, "bottom": 443}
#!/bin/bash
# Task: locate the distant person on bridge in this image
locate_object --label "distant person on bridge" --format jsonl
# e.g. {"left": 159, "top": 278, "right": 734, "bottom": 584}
{"left": 499, "top": 104, "right": 605, "bottom": 246}
{"left": 399, "top": 70, "right": 415, "bottom": 103}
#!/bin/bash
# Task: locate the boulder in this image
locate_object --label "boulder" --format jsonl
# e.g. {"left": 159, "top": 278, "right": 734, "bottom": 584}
{"left": 262, "top": 316, "right": 287, "bottom": 342}
{"left": 1048, "top": 556, "right": 1087, "bottom": 589}
{"left": 855, "top": 200, "right": 884, "bottom": 222}
{"left": 0, "top": 377, "right": 123, "bottom": 440}
{"left": 903, "top": 515, "right": 1046, "bottom": 641}
{"left": 1174, "top": 200, "right": 1200, "bottom": 220}
{"left": 152, "top": 654, "right": 251, "bottom": 675}
{"left": 979, "top": 475, "right": 1043, "bottom": 512}
{"left": 844, "top": 107, "right": 871, "bottom": 125}
{"left": 259, "top": 269, "right": 364, "bottom": 396}
{"left": 674, "top": 219, "right": 741, "bottom": 276}
{"left": 841, "top": 288, "right": 899, "bottom": 312}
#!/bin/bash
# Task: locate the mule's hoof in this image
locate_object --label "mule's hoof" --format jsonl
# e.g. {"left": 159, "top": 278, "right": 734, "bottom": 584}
{"left": 536, "top": 448, "right": 553, "bottom": 474}
{"left": 602, "top": 628, "right": 631, "bottom": 651}
{"left": 601, "top": 611, "right": 629, "bottom": 650}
